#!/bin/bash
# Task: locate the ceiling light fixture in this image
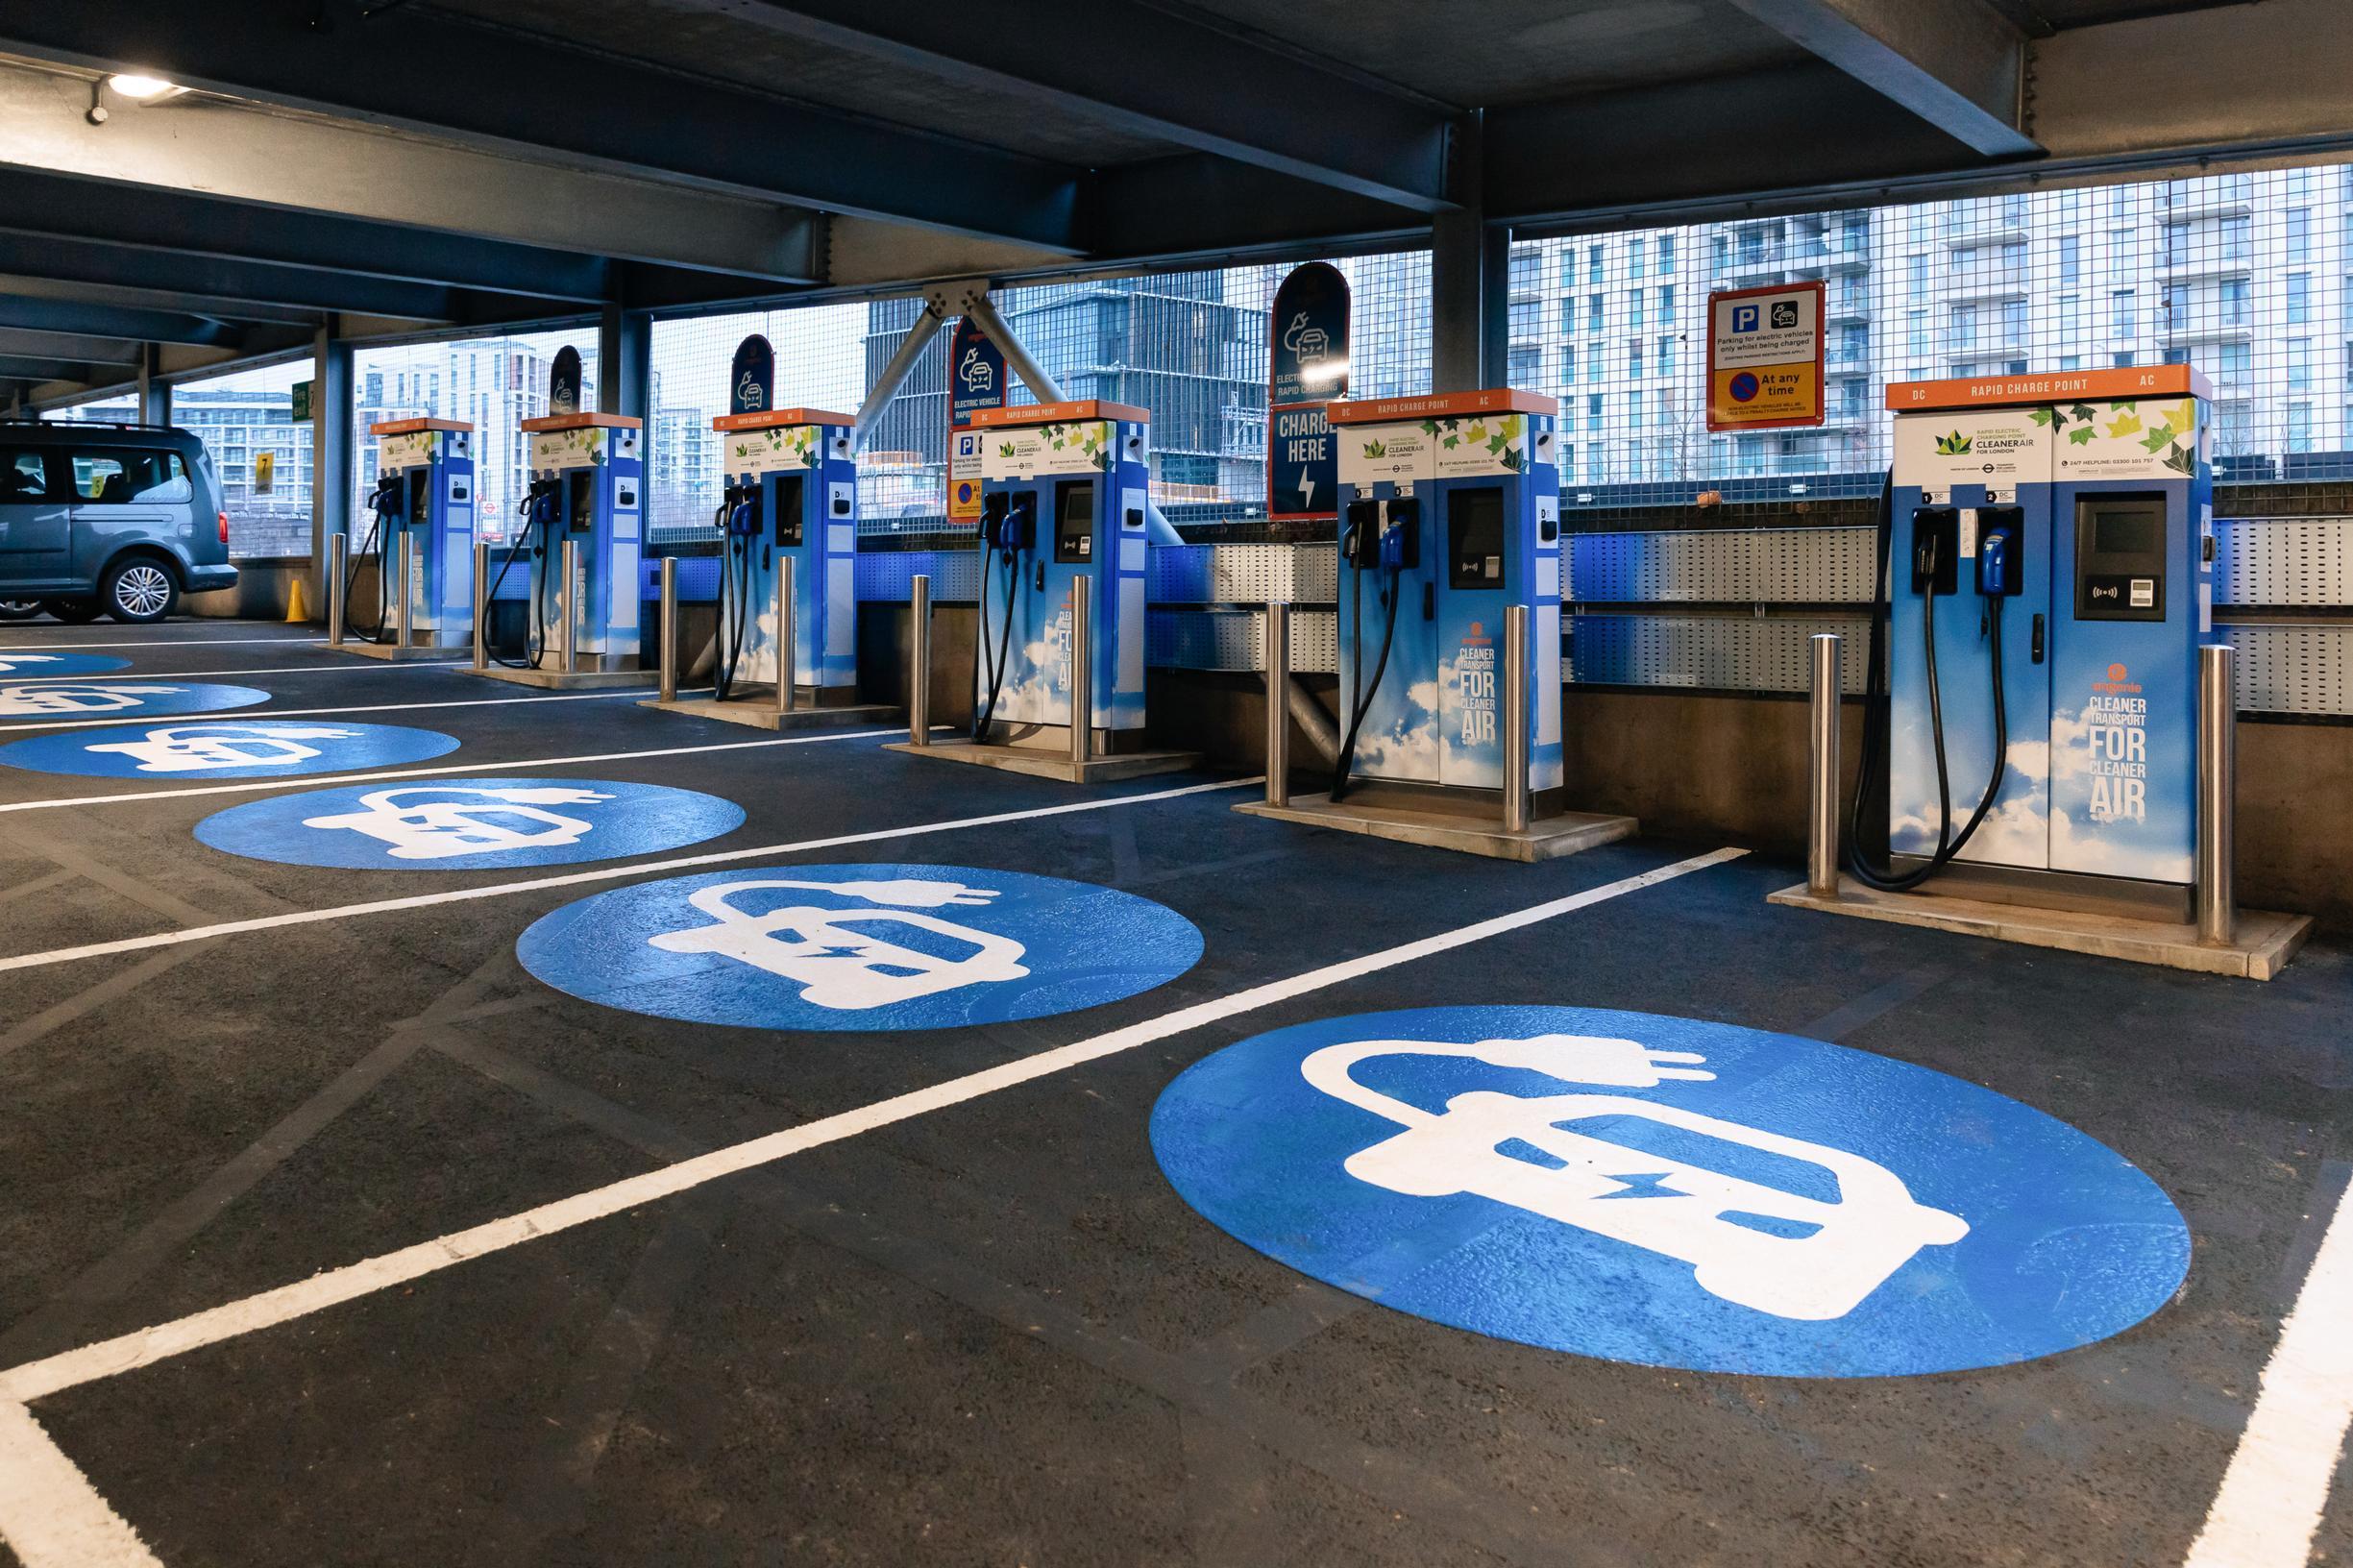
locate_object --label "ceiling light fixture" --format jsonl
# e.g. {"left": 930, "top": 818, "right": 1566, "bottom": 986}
{"left": 106, "top": 73, "right": 176, "bottom": 99}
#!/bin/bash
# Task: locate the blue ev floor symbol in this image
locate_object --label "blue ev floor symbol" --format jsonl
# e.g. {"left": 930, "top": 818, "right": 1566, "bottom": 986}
{"left": 0, "top": 682, "right": 268, "bottom": 723}
{"left": 196, "top": 777, "right": 745, "bottom": 870}
{"left": 0, "top": 651, "right": 131, "bottom": 676}
{"left": 0, "top": 719, "right": 458, "bottom": 778}
{"left": 517, "top": 863, "right": 1204, "bottom": 1032}
{"left": 1150, "top": 1006, "right": 2191, "bottom": 1377}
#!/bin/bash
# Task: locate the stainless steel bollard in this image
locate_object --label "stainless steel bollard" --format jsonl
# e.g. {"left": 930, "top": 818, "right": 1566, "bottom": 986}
{"left": 1502, "top": 603, "right": 1530, "bottom": 834}
{"left": 325, "top": 532, "right": 346, "bottom": 647}
{"left": 393, "top": 530, "right": 412, "bottom": 649}
{"left": 657, "top": 557, "right": 677, "bottom": 702}
{"left": 775, "top": 554, "right": 796, "bottom": 717}
{"left": 908, "top": 574, "right": 932, "bottom": 747}
{"left": 2196, "top": 642, "right": 2237, "bottom": 946}
{"left": 1808, "top": 633, "right": 1843, "bottom": 896}
{"left": 1068, "top": 576, "right": 1091, "bottom": 770}
{"left": 1264, "top": 601, "right": 1290, "bottom": 807}
{"left": 471, "top": 539, "right": 489, "bottom": 671}
{"left": 559, "top": 538, "right": 579, "bottom": 674}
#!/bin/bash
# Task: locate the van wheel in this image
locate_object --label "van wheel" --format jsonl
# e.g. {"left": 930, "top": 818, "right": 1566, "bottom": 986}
{"left": 39, "top": 599, "right": 102, "bottom": 624}
{"left": 103, "top": 559, "right": 178, "bottom": 624}
{"left": 0, "top": 600, "right": 40, "bottom": 621}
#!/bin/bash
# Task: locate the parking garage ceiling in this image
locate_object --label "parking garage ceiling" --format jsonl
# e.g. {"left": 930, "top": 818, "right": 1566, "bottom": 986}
{"left": 0, "top": 0, "right": 2339, "bottom": 404}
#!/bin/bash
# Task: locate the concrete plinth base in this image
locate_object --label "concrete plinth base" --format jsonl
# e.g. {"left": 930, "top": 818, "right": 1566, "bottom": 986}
{"left": 330, "top": 640, "right": 468, "bottom": 662}
{"left": 462, "top": 662, "right": 659, "bottom": 691}
{"left": 1768, "top": 876, "right": 2313, "bottom": 980}
{"left": 1235, "top": 795, "right": 1639, "bottom": 863}
{"left": 641, "top": 692, "right": 899, "bottom": 732}
{"left": 882, "top": 738, "right": 1201, "bottom": 783}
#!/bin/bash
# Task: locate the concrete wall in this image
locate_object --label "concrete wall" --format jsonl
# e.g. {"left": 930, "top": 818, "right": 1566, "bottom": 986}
{"left": 185, "top": 559, "right": 306, "bottom": 621}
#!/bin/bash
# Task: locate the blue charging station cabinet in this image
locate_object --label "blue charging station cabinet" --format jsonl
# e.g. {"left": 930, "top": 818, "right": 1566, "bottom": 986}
{"left": 707, "top": 406, "right": 860, "bottom": 700}
{"left": 1885, "top": 365, "right": 2214, "bottom": 914}
{"left": 361, "top": 416, "right": 475, "bottom": 652}
{"left": 503, "top": 410, "right": 647, "bottom": 677}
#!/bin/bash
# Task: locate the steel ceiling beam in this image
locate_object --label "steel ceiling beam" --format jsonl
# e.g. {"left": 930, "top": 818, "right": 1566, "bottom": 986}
{"left": 669, "top": 0, "right": 1455, "bottom": 212}
{"left": 0, "top": 354, "right": 128, "bottom": 385}
{"left": 0, "top": 60, "right": 821, "bottom": 283}
{"left": 0, "top": 273, "right": 317, "bottom": 330}
{"left": 0, "top": 0, "right": 1080, "bottom": 251}
{"left": 1721, "top": 0, "right": 2038, "bottom": 158}
{"left": 0, "top": 329, "right": 141, "bottom": 367}
{"left": 0, "top": 232, "right": 467, "bottom": 321}
{"left": 0, "top": 296, "right": 246, "bottom": 349}
{"left": 0, "top": 166, "right": 617, "bottom": 303}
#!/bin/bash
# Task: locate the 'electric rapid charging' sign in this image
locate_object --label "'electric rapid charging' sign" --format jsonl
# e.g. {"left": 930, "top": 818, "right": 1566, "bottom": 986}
{"left": 1707, "top": 281, "right": 1825, "bottom": 432}
{"left": 947, "top": 316, "right": 1007, "bottom": 526}
{"left": 1268, "top": 261, "right": 1350, "bottom": 520}
{"left": 1151, "top": 1005, "right": 2190, "bottom": 1377}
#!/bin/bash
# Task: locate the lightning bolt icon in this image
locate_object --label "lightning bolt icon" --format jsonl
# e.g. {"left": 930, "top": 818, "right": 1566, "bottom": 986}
{"left": 1594, "top": 1171, "right": 1687, "bottom": 1200}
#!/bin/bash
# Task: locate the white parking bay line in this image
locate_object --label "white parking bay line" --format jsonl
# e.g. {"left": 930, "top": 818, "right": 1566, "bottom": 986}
{"left": 0, "top": 1403, "right": 161, "bottom": 1568}
{"left": 0, "top": 845, "right": 1739, "bottom": 1414}
{"left": 0, "top": 774, "right": 1259, "bottom": 973}
{"left": 0, "top": 724, "right": 878, "bottom": 814}
{"left": 2182, "top": 1173, "right": 2353, "bottom": 1568}
{"left": 0, "top": 687, "right": 651, "bottom": 736}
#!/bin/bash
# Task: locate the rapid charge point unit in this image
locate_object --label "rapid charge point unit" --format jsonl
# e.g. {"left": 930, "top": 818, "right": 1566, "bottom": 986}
{"left": 472, "top": 411, "right": 655, "bottom": 689}
{"left": 1235, "top": 389, "right": 1634, "bottom": 861}
{"left": 884, "top": 398, "right": 1198, "bottom": 782}
{"left": 643, "top": 407, "right": 895, "bottom": 731}
{"left": 1886, "top": 367, "right": 2212, "bottom": 914}
{"left": 341, "top": 417, "right": 475, "bottom": 660}
{"left": 1773, "top": 363, "right": 2310, "bottom": 977}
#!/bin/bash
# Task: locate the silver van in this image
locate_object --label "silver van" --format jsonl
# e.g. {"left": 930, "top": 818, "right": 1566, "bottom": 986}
{"left": 0, "top": 418, "right": 237, "bottom": 623}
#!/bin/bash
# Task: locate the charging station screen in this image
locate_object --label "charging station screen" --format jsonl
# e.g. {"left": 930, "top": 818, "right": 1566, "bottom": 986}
{"left": 2095, "top": 509, "right": 2160, "bottom": 555}
{"left": 1055, "top": 479, "right": 1094, "bottom": 562}
{"left": 1448, "top": 486, "right": 1506, "bottom": 589}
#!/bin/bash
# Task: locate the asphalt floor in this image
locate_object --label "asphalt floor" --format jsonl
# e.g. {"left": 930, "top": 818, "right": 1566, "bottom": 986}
{"left": 0, "top": 619, "right": 2345, "bottom": 1568}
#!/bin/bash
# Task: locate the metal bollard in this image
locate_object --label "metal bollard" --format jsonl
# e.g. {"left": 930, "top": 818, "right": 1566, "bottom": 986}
{"left": 1502, "top": 603, "right": 1530, "bottom": 834}
{"left": 559, "top": 538, "right": 579, "bottom": 674}
{"left": 657, "top": 557, "right": 677, "bottom": 702}
{"left": 1808, "top": 633, "right": 1843, "bottom": 896}
{"left": 393, "top": 530, "right": 412, "bottom": 649}
{"left": 908, "top": 574, "right": 932, "bottom": 747}
{"left": 325, "top": 532, "right": 346, "bottom": 647}
{"left": 1264, "top": 601, "right": 1290, "bottom": 807}
{"left": 775, "top": 554, "right": 796, "bottom": 717}
{"left": 2196, "top": 643, "right": 2237, "bottom": 945}
{"left": 1068, "top": 576, "right": 1091, "bottom": 770}
{"left": 471, "top": 539, "right": 489, "bottom": 672}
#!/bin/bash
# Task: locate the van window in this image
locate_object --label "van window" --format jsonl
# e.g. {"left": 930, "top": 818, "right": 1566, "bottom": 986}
{"left": 1, "top": 450, "right": 52, "bottom": 502}
{"left": 71, "top": 450, "right": 191, "bottom": 504}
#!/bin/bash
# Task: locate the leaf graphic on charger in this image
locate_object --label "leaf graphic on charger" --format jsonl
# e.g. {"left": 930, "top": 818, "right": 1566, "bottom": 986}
{"left": 2106, "top": 410, "right": 2144, "bottom": 438}
{"left": 2068, "top": 425, "right": 2096, "bottom": 446}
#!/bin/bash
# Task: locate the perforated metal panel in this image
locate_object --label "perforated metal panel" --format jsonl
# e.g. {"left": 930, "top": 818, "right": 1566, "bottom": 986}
{"left": 1568, "top": 527, "right": 1877, "bottom": 604}
{"left": 2224, "top": 624, "right": 2353, "bottom": 714}
{"left": 2215, "top": 519, "right": 2353, "bottom": 606}
{"left": 1146, "top": 544, "right": 1338, "bottom": 604}
{"left": 853, "top": 551, "right": 983, "bottom": 604}
{"left": 1568, "top": 613, "right": 1873, "bottom": 694}
{"left": 1146, "top": 609, "right": 1336, "bottom": 674}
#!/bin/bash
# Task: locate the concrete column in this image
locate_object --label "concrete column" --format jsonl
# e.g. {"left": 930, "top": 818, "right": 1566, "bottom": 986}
{"left": 1430, "top": 110, "right": 1509, "bottom": 393}
{"left": 599, "top": 302, "right": 653, "bottom": 421}
{"left": 135, "top": 344, "right": 170, "bottom": 428}
{"left": 308, "top": 322, "right": 354, "bottom": 620}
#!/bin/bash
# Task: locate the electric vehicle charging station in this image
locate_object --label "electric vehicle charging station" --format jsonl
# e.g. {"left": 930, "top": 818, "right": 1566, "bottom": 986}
{"left": 886, "top": 399, "right": 1199, "bottom": 782}
{"left": 643, "top": 404, "right": 894, "bottom": 731}
{"left": 1777, "top": 364, "right": 2312, "bottom": 973}
{"left": 469, "top": 407, "right": 656, "bottom": 690}
{"left": 1238, "top": 390, "right": 1634, "bottom": 860}
{"left": 335, "top": 418, "right": 477, "bottom": 660}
